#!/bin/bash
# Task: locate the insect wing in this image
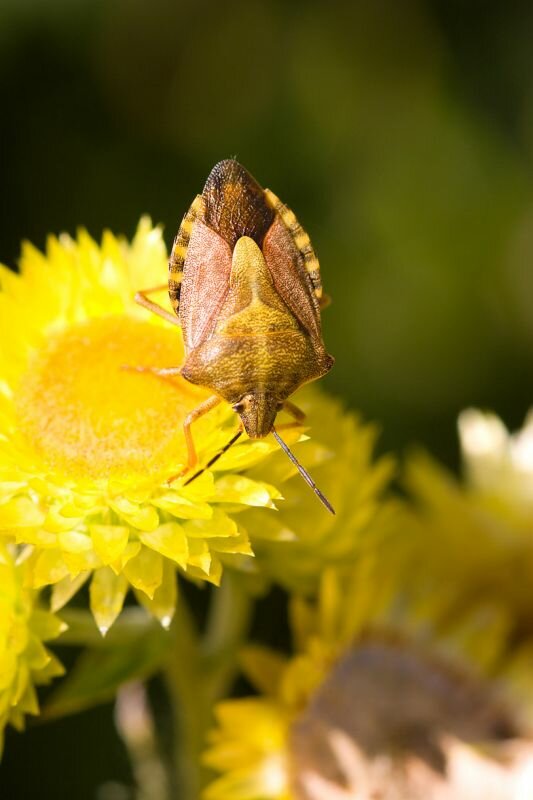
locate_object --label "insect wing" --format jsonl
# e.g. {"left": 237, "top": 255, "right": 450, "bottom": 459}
{"left": 262, "top": 216, "right": 322, "bottom": 340}
{"left": 179, "top": 220, "right": 233, "bottom": 352}
{"left": 264, "top": 188, "right": 324, "bottom": 304}
{"left": 173, "top": 161, "right": 326, "bottom": 352}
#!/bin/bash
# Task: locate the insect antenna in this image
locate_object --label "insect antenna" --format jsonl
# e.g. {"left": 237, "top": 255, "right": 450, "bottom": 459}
{"left": 183, "top": 429, "right": 243, "bottom": 486}
{"left": 272, "top": 428, "right": 335, "bottom": 515}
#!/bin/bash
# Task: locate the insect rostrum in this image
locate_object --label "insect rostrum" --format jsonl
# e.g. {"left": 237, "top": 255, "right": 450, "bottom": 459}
{"left": 135, "top": 160, "right": 335, "bottom": 512}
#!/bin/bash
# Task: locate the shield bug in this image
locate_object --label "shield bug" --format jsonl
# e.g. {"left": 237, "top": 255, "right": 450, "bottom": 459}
{"left": 134, "top": 160, "right": 335, "bottom": 512}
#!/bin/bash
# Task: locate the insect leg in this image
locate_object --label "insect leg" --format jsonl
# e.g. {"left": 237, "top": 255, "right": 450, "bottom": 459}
{"left": 273, "top": 400, "right": 307, "bottom": 433}
{"left": 134, "top": 285, "right": 180, "bottom": 327}
{"left": 167, "top": 394, "right": 222, "bottom": 484}
{"left": 282, "top": 400, "right": 306, "bottom": 423}
{"left": 183, "top": 426, "right": 244, "bottom": 487}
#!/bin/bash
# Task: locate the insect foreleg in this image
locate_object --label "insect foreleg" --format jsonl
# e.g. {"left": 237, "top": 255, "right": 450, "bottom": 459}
{"left": 134, "top": 284, "right": 180, "bottom": 327}
{"left": 167, "top": 394, "right": 222, "bottom": 484}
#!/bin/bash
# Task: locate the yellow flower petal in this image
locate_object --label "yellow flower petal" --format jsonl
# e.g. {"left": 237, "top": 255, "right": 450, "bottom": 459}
{"left": 24, "top": 635, "right": 51, "bottom": 671}
{"left": 123, "top": 546, "right": 163, "bottom": 599}
{"left": 184, "top": 509, "right": 238, "bottom": 539}
{"left": 0, "top": 652, "right": 17, "bottom": 692}
{"left": 89, "top": 567, "right": 128, "bottom": 635}
{"left": 90, "top": 524, "right": 130, "bottom": 565}
{"left": 16, "top": 681, "right": 39, "bottom": 716}
{"left": 152, "top": 491, "right": 213, "bottom": 520}
{"left": 62, "top": 548, "right": 99, "bottom": 577}
{"left": 140, "top": 522, "right": 189, "bottom": 567}
{"left": 15, "top": 528, "right": 56, "bottom": 548}
{"left": 110, "top": 541, "right": 141, "bottom": 574}
{"left": 32, "top": 550, "right": 70, "bottom": 588}
{"left": 108, "top": 497, "right": 160, "bottom": 532}
{"left": 29, "top": 610, "right": 67, "bottom": 641}
{"left": 204, "top": 700, "right": 289, "bottom": 800}
{"left": 50, "top": 572, "right": 90, "bottom": 612}
{"left": 186, "top": 539, "right": 212, "bottom": 576}
{"left": 0, "top": 496, "right": 45, "bottom": 528}
{"left": 0, "top": 544, "right": 64, "bottom": 746}
{"left": 213, "top": 475, "right": 282, "bottom": 508}
{"left": 135, "top": 559, "right": 177, "bottom": 628}
{"left": 209, "top": 530, "right": 254, "bottom": 556}
{"left": 57, "top": 531, "right": 93, "bottom": 555}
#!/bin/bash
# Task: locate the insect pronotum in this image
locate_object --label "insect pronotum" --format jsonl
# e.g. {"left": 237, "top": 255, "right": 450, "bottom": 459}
{"left": 133, "top": 160, "right": 335, "bottom": 513}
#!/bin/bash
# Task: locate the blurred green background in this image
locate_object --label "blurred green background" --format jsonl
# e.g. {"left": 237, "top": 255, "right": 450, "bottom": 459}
{"left": 2, "top": 0, "right": 533, "bottom": 796}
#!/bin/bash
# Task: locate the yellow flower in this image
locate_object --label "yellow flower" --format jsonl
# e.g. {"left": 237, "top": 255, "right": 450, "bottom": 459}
{"left": 237, "top": 389, "right": 395, "bottom": 593}
{"left": 0, "top": 542, "right": 65, "bottom": 756}
{"left": 0, "top": 219, "right": 286, "bottom": 632}
{"left": 206, "top": 698, "right": 291, "bottom": 800}
{"left": 404, "top": 448, "right": 533, "bottom": 641}
{"left": 205, "top": 554, "right": 533, "bottom": 800}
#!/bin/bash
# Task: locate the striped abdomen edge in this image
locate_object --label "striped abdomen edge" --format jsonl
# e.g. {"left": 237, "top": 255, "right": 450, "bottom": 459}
{"left": 168, "top": 194, "right": 205, "bottom": 315}
{"left": 264, "top": 188, "right": 322, "bottom": 300}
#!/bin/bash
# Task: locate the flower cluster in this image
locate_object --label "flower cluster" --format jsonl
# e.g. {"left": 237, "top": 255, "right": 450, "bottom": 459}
{"left": 8, "top": 215, "right": 533, "bottom": 800}
{"left": 0, "top": 220, "right": 392, "bottom": 752}
{"left": 403, "top": 410, "right": 533, "bottom": 645}
{"left": 0, "top": 219, "right": 291, "bottom": 632}
{"left": 205, "top": 410, "right": 533, "bottom": 799}
{"left": 0, "top": 542, "right": 65, "bottom": 755}
{"left": 205, "top": 556, "right": 533, "bottom": 800}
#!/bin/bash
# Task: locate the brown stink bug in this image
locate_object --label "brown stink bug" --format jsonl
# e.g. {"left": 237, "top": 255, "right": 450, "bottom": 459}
{"left": 133, "top": 160, "right": 335, "bottom": 512}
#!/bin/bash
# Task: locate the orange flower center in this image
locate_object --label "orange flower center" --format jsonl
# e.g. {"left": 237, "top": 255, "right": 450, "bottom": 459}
{"left": 15, "top": 316, "right": 209, "bottom": 479}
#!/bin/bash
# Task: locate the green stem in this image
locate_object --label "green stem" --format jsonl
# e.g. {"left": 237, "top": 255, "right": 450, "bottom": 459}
{"left": 202, "top": 569, "right": 254, "bottom": 701}
{"left": 163, "top": 594, "right": 201, "bottom": 800}
{"left": 163, "top": 571, "right": 253, "bottom": 800}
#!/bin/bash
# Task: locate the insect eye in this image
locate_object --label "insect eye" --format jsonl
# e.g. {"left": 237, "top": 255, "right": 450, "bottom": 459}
{"left": 232, "top": 402, "right": 244, "bottom": 413}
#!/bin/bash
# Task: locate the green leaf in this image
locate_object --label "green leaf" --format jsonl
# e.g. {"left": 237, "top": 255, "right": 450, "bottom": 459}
{"left": 43, "top": 619, "right": 171, "bottom": 719}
